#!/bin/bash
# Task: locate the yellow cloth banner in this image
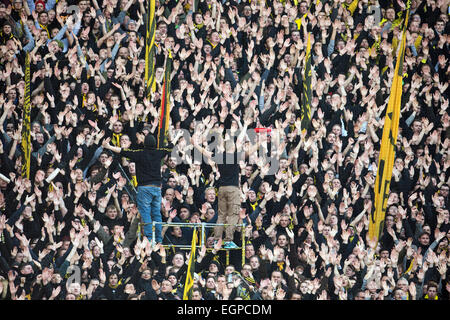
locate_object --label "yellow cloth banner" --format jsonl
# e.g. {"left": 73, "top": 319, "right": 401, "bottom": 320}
{"left": 21, "top": 53, "right": 31, "bottom": 179}
{"left": 347, "top": 0, "right": 359, "bottom": 15}
{"left": 301, "top": 33, "right": 312, "bottom": 133}
{"left": 369, "top": 4, "right": 410, "bottom": 242}
{"left": 183, "top": 228, "right": 198, "bottom": 300}
{"left": 145, "top": 0, "right": 156, "bottom": 96}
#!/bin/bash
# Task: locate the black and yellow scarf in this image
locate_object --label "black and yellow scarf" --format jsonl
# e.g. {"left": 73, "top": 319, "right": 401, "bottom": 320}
{"left": 131, "top": 175, "right": 138, "bottom": 187}
{"left": 0, "top": 31, "right": 13, "bottom": 44}
{"left": 194, "top": 23, "right": 204, "bottom": 30}
{"left": 105, "top": 19, "right": 113, "bottom": 33}
{"left": 39, "top": 23, "right": 50, "bottom": 38}
{"left": 108, "top": 279, "right": 122, "bottom": 290}
{"left": 206, "top": 39, "right": 218, "bottom": 49}
{"left": 82, "top": 94, "right": 98, "bottom": 111}
{"left": 249, "top": 200, "right": 258, "bottom": 211}
{"left": 276, "top": 261, "right": 285, "bottom": 271}
{"left": 112, "top": 133, "right": 123, "bottom": 147}
{"left": 244, "top": 276, "right": 256, "bottom": 286}
{"left": 343, "top": 0, "right": 359, "bottom": 15}
{"left": 237, "top": 285, "right": 251, "bottom": 300}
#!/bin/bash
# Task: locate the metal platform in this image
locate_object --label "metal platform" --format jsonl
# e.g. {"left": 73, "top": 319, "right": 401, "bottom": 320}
{"left": 140, "top": 221, "right": 246, "bottom": 266}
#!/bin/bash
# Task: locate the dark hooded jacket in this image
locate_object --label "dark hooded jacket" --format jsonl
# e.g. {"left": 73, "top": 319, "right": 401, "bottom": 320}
{"left": 119, "top": 134, "right": 171, "bottom": 187}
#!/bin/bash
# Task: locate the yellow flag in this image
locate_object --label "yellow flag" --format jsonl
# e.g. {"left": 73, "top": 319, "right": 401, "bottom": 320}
{"left": 145, "top": 0, "right": 156, "bottom": 97}
{"left": 21, "top": 53, "right": 31, "bottom": 179}
{"left": 369, "top": 3, "right": 410, "bottom": 242}
{"left": 183, "top": 228, "right": 197, "bottom": 300}
{"left": 301, "top": 33, "right": 312, "bottom": 133}
{"left": 295, "top": 13, "right": 307, "bottom": 30}
{"left": 347, "top": 0, "right": 359, "bottom": 15}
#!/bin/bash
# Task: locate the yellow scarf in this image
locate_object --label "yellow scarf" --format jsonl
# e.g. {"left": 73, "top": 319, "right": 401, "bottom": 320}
{"left": 82, "top": 95, "right": 98, "bottom": 112}
{"left": 39, "top": 23, "right": 50, "bottom": 38}
{"left": 207, "top": 39, "right": 218, "bottom": 49}
{"left": 404, "top": 258, "right": 414, "bottom": 275}
{"left": 289, "top": 217, "right": 294, "bottom": 230}
{"left": 109, "top": 279, "right": 122, "bottom": 289}
{"left": 414, "top": 35, "right": 422, "bottom": 52}
{"left": 244, "top": 276, "right": 256, "bottom": 285}
{"left": 277, "top": 261, "right": 285, "bottom": 270}
{"left": 81, "top": 94, "right": 87, "bottom": 108}
{"left": 112, "top": 133, "right": 122, "bottom": 147}
{"left": 345, "top": 0, "right": 359, "bottom": 15}
{"left": 0, "top": 32, "right": 13, "bottom": 44}
{"left": 392, "top": 36, "right": 399, "bottom": 54}
{"left": 295, "top": 13, "right": 308, "bottom": 30}
{"left": 369, "top": 36, "right": 381, "bottom": 56}
{"left": 194, "top": 23, "right": 204, "bottom": 30}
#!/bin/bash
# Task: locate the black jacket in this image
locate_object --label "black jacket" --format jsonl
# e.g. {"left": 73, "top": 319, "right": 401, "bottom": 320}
{"left": 119, "top": 147, "right": 170, "bottom": 186}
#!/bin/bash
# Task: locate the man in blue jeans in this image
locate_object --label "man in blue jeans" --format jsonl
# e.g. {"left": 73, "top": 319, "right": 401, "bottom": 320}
{"left": 102, "top": 134, "right": 170, "bottom": 243}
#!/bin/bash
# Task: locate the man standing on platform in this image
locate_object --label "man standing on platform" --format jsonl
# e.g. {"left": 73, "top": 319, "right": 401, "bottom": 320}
{"left": 102, "top": 134, "right": 170, "bottom": 244}
{"left": 192, "top": 120, "right": 259, "bottom": 249}
{"left": 214, "top": 139, "right": 242, "bottom": 249}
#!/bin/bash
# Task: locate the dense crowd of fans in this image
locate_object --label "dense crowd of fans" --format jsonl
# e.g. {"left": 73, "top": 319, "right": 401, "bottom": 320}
{"left": 0, "top": 0, "right": 449, "bottom": 300}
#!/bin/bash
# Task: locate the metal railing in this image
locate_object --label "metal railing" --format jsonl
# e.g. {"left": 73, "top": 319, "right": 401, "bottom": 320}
{"left": 116, "top": 162, "right": 137, "bottom": 201}
{"left": 144, "top": 221, "right": 247, "bottom": 266}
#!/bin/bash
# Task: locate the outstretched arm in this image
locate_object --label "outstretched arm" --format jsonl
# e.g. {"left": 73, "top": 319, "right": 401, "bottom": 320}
{"left": 191, "top": 137, "right": 213, "bottom": 162}
{"left": 102, "top": 137, "right": 121, "bottom": 153}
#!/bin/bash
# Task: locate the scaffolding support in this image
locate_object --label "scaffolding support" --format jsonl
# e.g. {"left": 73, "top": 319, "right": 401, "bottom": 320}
{"left": 140, "top": 221, "right": 246, "bottom": 266}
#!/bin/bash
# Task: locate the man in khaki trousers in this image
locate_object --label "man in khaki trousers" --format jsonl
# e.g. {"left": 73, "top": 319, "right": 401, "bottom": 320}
{"left": 215, "top": 185, "right": 241, "bottom": 247}
{"left": 192, "top": 137, "right": 242, "bottom": 249}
